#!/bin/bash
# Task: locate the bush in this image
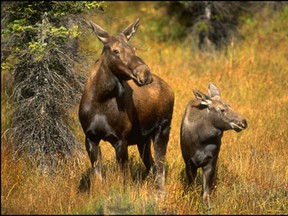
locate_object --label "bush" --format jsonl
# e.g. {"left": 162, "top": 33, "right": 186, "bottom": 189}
{"left": 161, "top": 1, "right": 287, "bottom": 52}
{"left": 1, "top": 1, "right": 106, "bottom": 173}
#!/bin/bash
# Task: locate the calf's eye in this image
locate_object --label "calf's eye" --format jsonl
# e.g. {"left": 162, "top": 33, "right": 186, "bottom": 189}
{"left": 218, "top": 108, "right": 226, "bottom": 114}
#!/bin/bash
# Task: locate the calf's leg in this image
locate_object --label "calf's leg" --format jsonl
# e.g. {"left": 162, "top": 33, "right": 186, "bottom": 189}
{"left": 202, "top": 161, "right": 217, "bottom": 204}
{"left": 186, "top": 160, "right": 198, "bottom": 187}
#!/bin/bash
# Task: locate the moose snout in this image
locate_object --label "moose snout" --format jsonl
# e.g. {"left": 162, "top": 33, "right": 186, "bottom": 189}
{"left": 231, "top": 118, "right": 248, "bottom": 132}
{"left": 242, "top": 118, "right": 248, "bottom": 129}
{"left": 133, "top": 64, "right": 153, "bottom": 86}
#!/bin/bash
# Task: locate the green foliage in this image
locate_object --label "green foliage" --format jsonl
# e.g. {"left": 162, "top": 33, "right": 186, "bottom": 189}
{"left": 160, "top": 1, "right": 287, "bottom": 51}
{"left": 51, "top": 1, "right": 105, "bottom": 17}
{"left": 282, "top": 4, "right": 288, "bottom": 19}
{"left": 195, "top": 21, "right": 210, "bottom": 33}
{"left": 1, "top": 1, "right": 106, "bottom": 68}
{"left": 144, "top": 17, "right": 186, "bottom": 43}
{"left": 1, "top": 1, "right": 106, "bottom": 172}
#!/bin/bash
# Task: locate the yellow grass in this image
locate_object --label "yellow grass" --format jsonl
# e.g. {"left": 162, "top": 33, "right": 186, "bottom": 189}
{"left": 1, "top": 2, "right": 288, "bottom": 215}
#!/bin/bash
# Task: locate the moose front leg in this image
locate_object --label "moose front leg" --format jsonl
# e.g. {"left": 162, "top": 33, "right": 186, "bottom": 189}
{"left": 85, "top": 135, "right": 102, "bottom": 181}
{"left": 202, "top": 161, "right": 217, "bottom": 205}
{"left": 78, "top": 134, "right": 102, "bottom": 192}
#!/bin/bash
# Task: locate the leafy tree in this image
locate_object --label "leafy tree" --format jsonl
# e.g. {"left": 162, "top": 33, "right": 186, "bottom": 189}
{"left": 160, "top": 1, "right": 286, "bottom": 52}
{"left": 1, "top": 1, "right": 106, "bottom": 173}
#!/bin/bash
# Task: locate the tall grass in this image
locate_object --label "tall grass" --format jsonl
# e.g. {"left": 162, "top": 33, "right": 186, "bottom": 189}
{"left": 1, "top": 2, "right": 287, "bottom": 214}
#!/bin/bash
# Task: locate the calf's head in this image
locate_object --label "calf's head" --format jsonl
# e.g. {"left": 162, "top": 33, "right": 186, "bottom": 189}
{"left": 193, "top": 83, "right": 248, "bottom": 132}
{"left": 90, "top": 18, "right": 153, "bottom": 86}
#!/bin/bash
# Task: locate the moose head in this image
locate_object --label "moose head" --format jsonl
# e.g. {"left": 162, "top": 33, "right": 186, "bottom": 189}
{"left": 89, "top": 18, "right": 153, "bottom": 86}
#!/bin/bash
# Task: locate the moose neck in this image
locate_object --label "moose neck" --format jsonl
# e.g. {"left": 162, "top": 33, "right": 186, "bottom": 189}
{"left": 92, "top": 58, "right": 125, "bottom": 102}
{"left": 190, "top": 106, "right": 223, "bottom": 142}
{"left": 203, "top": 110, "right": 224, "bottom": 141}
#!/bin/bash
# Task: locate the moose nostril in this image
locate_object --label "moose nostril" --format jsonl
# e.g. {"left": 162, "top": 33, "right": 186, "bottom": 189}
{"left": 149, "top": 76, "right": 153, "bottom": 84}
{"left": 136, "top": 78, "right": 144, "bottom": 86}
{"left": 242, "top": 119, "right": 248, "bottom": 128}
{"left": 133, "top": 65, "right": 153, "bottom": 86}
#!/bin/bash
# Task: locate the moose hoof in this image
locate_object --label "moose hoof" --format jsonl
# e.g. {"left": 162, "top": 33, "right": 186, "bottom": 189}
{"left": 78, "top": 173, "right": 91, "bottom": 193}
{"left": 202, "top": 193, "right": 211, "bottom": 207}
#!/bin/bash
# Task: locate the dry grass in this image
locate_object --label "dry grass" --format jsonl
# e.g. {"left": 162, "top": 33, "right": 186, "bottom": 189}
{"left": 1, "top": 2, "right": 288, "bottom": 215}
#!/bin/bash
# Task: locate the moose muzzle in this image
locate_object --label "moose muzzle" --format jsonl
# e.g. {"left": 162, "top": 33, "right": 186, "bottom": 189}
{"left": 132, "top": 64, "right": 153, "bottom": 86}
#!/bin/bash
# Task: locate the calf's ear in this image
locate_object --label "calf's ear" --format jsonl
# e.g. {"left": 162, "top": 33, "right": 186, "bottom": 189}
{"left": 193, "top": 89, "right": 211, "bottom": 106}
{"left": 208, "top": 82, "right": 221, "bottom": 99}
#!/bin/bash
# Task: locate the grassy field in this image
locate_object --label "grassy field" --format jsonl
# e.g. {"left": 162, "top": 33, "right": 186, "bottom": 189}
{"left": 1, "top": 2, "right": 288, "bottom": 214}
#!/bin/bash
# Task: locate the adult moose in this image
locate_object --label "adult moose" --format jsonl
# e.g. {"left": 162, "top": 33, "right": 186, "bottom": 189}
{"left": 78, "top": 18, "right": 174, "bottom": 191}
{"left": 180, "top": 83, "right": 247, "bottom": 204}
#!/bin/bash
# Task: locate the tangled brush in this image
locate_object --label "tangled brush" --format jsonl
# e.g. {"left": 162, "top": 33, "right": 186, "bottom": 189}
{"left": 9, "top": 27, "right": 87, "bottom": 173}
{"left": 1, "top": 3, "right": 107, "bottom": 174}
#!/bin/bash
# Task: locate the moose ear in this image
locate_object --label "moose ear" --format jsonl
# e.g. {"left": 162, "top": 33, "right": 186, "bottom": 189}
{"left": 122, "top": 18, "right": 140, "bottom": 41}
{"left": 193, "top": 89, "right": 211, "bottom": 106}
{"left": 208, "top": 82, "right": 221, "bottom": 99}
{"left": 90, "top": 21, "right": 109, "bottom": 44}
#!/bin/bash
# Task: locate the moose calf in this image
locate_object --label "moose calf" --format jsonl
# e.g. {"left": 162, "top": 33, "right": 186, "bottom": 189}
{"left": 180, "top": 83, "right": 247, "bottom": 203}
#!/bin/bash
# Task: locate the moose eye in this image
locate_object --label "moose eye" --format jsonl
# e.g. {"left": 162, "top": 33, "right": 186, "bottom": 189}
{"left": 219, "top": 107, "right": 226, "bottom": 113}
{"left": 113, "top": 49, "right": 120, "bottom": 55}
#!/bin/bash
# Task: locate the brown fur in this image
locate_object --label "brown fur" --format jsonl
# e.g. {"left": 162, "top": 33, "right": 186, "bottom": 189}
{"left": 78, "top": 19, "right": 174, "bottom": 191}
{"left": 180, "top": 83, "right": 247, "bottom": 204}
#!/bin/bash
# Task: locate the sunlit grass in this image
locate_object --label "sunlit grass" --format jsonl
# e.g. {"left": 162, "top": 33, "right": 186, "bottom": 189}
{"left": 1, "top": 2, "right": 288, "bottom": 215}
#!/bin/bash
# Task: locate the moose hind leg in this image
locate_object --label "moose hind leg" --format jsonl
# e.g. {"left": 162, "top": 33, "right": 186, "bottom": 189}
{"left": 105, "top": 135, "right": 129, "bottom": 171}
{"left": 112, "top": 139, "right": 129, "bottom": 189}
{"left": 137, "top": 140, "right": 155, "bottom": 179}
{"left": 113, "top": 140, "right": 128, "bottom": 169}
{"left": 85, "top": 134, "right": 102, "bottom": 181}
{"left": 153, "top": 122, "right": 171, "bottom": 190}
